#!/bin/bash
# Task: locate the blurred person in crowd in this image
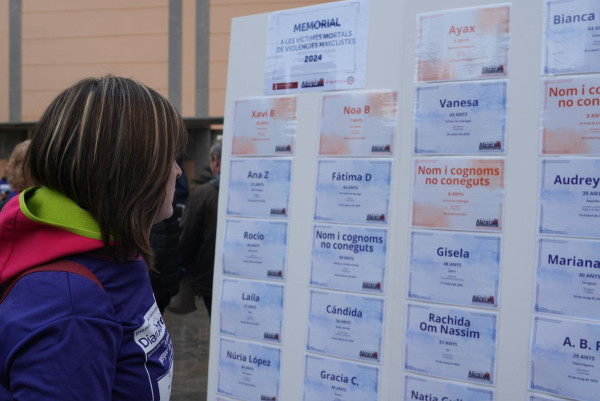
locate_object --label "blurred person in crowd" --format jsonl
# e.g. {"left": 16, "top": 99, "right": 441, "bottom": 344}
{"left": 0, "top": 176, "right": 10, "bottom": 201}
{"left": 0, "top": 76, "right": 187, "bottom": 400}
{"left": 0, "top": 139, "right": 32, "bottom": 210}
{"left": 169, "top": 140, "right": 221, "bottom": 318}
{"left": 150, "top": 165, "right": 189, "bottom": 313}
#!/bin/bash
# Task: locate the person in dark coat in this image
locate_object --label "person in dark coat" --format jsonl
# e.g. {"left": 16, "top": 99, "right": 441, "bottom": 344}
{"left": 169, "top": 140, "right": 220, "bottom": 317}
{"left": 149, "top": 167, "right": 189, "bottom": 313}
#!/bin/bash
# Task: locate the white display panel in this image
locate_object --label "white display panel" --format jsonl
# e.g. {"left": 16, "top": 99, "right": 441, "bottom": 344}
{"left": 210, "top": 1, "right": 552, "bottom": 400}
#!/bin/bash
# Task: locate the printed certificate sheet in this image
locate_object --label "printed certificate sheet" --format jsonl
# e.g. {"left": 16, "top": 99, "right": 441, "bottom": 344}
{"left": 319, "top": 90, "right": 397, "bottom": 156}
{"left": 265, "top": 0, "right": 369, "bottom": 94}
{"left": 530, "top": 316, "right": 600, "bottom": 400}
{"left": 227, "top": 158, "right": 292, "bottom": 218}
{"left": 218, "top": 338, "right": 281, "bottom": 401}
{"left": 411, "top": 158, "right": 505, "bottom": 232}
{"left": 408, "top": 231, "right": 501, "bottom": 308}
{"left": 314, "top": 159, "right": 392, "bottom": 225}
{"left": 543, "top": 0, "right": 600, "bottom": 75}
{"left": 220, "top": 278, "right": 284, "bottom": 343}
{"left": 222, "top": 219, "right": 288, "bottom": 280}
{"left": 404, "top": 375, "right": 494, "bottom": 401}
{"left": 539, "top": 158, "right": 600, "bottom": 238}
{"left": 416, "top": 5, "right": 510, "bottom": 82}
{"left": 303, "top": 355, "right": 379, "bottom": 401}
{"left": 541, "top": 76, "right": 600, "bottom": 154}
{"left": 405, "top": 303, "right": 497, "bottom": 385}
{"left": 232, "top": 96, "right": 296, "bottom": 156}
{"left": 307, "top": 290, "right": 384, "bottom": 363}
{"left": 535, "top": 237, "right": 600, "bottom": 320}
{"left": 311, "top": 224, "right": 387, "bottom": 294}
{"left": 528, "top": 392, "right": 567, "bottom": 401}
{"left": 414, "top": 81, "right": 507, "bottom": 154}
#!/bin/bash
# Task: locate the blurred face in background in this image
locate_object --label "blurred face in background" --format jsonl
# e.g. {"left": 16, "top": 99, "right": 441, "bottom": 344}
{"left": 210, "top": 155, "right": 221, "bottom": 176}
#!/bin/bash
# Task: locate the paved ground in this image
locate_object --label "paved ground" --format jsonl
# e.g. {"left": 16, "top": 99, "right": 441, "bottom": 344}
{"left": 164, "top": 304, "right": 211, "bottom": 400}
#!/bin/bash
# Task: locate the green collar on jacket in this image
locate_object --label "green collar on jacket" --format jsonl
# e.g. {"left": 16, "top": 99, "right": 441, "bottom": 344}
{"left": 20, "top": 186, "right": 104, "bottom": 240}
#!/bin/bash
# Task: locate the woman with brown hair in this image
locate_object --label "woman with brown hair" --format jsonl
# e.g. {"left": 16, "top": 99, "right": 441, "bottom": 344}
{"left": 3, "top": 139, "right": 32, "bottom": 202}
{"left": 0, "top": 76, "right": 187, "bottom": 400}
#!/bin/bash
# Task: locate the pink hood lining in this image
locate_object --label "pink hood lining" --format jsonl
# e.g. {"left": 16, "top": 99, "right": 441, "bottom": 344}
{"left": 0, "top": 192, "right": 105, "bottom": 284}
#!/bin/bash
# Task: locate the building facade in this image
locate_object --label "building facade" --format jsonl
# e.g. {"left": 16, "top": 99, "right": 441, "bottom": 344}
{"left": 0, "top": 0, "right": 328, "bottom": 179}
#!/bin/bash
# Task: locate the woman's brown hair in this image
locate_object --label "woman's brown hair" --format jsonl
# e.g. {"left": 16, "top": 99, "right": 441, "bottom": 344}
{"left": 26, "top": 76, "right": 188, "bottom": 267}
{"left": 6, "top": 139, "right": 31, "bottom": 192}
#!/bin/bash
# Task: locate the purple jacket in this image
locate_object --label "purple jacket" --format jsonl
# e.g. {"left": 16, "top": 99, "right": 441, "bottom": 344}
{"left": 0, "top": 188, "right": 174, "bottom": 400}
